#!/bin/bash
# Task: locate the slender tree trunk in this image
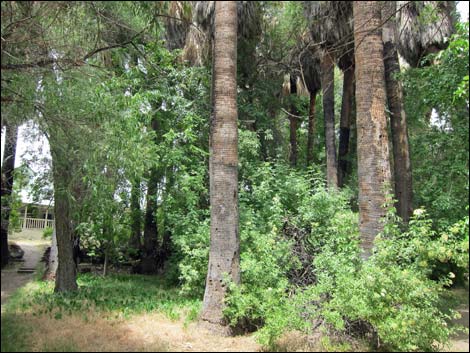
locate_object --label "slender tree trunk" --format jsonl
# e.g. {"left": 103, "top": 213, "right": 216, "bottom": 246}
{"left": 338, "top": 66, "right": 355, "bottom": 187}
{"left": 307, "top": 91, "right": 317, "bottom": 166}
{"left": 288, "top": 110, "right": 298, "bottom": 167}
{"left": 141, "top": 169, "right": 159, "bottom": 274}
{"left": 1, "top": 121, "right": 18, "bottom": 268}
{"left": 44, "top": 228, "right": 58, "bottom": 280}
{"left": 382, "top": 1, "right": 413, "bottom": 223}
{"left": 353, "top": 1, "right": 392, "bottom": 259}
{"left": 141, "top": 116, "right": 161, "bottom": 274}
{"left": 103, "top": 246, "right": 109, "bottom": 277}
{"left": 129, "top": 179, "right": 142, "bottom": 257}
{"left": 321, "top": 51, "right": 338, "bottom": 188}
{"left": 201, "top": 1, "right": 239, "bottom": 332}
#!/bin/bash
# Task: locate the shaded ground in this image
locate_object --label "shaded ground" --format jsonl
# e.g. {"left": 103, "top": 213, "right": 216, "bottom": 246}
{"left": 1, "top": 230, "right": 49, "bottom": 307}
{"left": 445, "top": 287, "right": 470, "bottom": 352}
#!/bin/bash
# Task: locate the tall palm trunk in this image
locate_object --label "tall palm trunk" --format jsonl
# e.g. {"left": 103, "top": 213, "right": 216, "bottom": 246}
{"left": 383, "top": 1, "right": 413, "bottom": 223}
{"left": 201, "top": 1, "right": 239, "bottom": 331}
{"left": 337, "top": 66, "right": 355, "bottom": 187}
{"left": 353, "top": 1, "right": 392, "bottom": 259}
{"left": 306, "top": 91, "right": 317, "bottom": 166}
{"left": 321, "top": 51, "right": 338, "bottom": 188}
{"left": 1, "top": 121, "right": 18, "bottom": 268}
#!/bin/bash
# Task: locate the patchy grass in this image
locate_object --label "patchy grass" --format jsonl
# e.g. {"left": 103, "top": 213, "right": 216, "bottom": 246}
{"left": 1, "top": 272, "right": 259, "bottom": 352}
{"left": 5, "top": 273, "right": 201, "bottom": 321}
{"left": 1, "top": 273, "right": 201, "bottom": 352}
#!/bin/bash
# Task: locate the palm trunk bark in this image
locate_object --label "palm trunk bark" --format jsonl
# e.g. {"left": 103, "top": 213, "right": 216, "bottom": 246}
{"left": 338, "top": 66, "right": 355, "bottom": 187}
{"left": 321, "top": 51, "right": 338, "bottom": 188}
{"left": 306, "top": 91, "right": 317, "bottom": 166}
{"left": 1, "top": 121, "right": 18, "bottom": 268}
{"left": 382, "top": 1, "right": 413, "bottom": 223}
{"left": 201, "top": 1, "right": 239, "bottom": 331}
{"left": 353, "top": 1, "right": 392, "bottom": 259}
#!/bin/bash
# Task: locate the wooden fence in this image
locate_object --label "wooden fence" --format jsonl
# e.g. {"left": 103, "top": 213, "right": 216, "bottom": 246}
{"left": 20, "top": 218, "right": 55, "bottom": 230}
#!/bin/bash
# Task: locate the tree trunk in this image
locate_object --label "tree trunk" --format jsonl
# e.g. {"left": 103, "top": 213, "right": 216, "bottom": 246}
{"left": 129, "top": 179, "right": 142, "bottom": 257}
{"left": 353, "top": 1, "right": 392, "bottom": 259}
{"left": 321, "top": 51, "right": 338, "bottom": 188}
{"left": 382, "top": 1, "right": 413, "bottom": 223}
{"left": 44, "top": 228, "right": 58, "bottom": 280}
{"left": 48, "top": 128, "right": 78, "bottom": 292}
{"left": 338, "top": 66, "right": 355, "bottom": 187}
{"left": 288, "top": 109, "right": 298, "bottom": 167}
{"left": 141, "top": 168, "right": 159, "bottom": 274}
{"left": 1, "top": 121, "right": 18, "bottom": 268}
{"left": 141, "top": 116, "right": 161, "bottom": 274}
{"left": 52, "top": 172, "right": 78, "bottom": 292}
{"left": 201, "top": 1, "right": 239, "bottom": 332}
{"left": 306, "top": 91, "right": 317, "bottom": 166}
{"left": 103, "top": 248, "right": 109, "bottom": 277}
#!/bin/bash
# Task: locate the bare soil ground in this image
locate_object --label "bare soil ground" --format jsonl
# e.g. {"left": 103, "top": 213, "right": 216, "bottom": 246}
{"left": 6, "top": 311, "right": 260, "bottom": 352}
{"left": 445, "top": 287, "right": 470, "bottom": 352}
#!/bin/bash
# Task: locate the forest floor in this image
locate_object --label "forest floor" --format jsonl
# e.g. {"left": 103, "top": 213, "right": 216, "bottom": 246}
{"left": 1, "top": 229, "right": 468, "bottom": 352}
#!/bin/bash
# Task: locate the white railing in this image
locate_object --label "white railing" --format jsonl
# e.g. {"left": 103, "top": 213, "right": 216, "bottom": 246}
{"left": 20, "top": 218, "right": 55, "bottom": 230}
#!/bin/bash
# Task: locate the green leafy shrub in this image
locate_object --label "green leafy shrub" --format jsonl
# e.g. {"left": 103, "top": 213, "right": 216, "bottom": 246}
{"left": 255, "top": 207, "right": 467, "bottom": 351}
{"left": 42, "top": 226, "right": 53, "bottom": 239}
{"left": 224, "top": 172, "right": 358, "bottom": 333}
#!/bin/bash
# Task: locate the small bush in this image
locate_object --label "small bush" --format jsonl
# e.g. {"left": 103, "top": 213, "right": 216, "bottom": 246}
{"left": 42, "top": 226, "right": 53, "bottom": 239}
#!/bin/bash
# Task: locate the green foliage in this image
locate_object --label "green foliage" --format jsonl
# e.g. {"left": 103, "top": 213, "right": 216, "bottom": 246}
{"left": 403, "top": 21, "right": 469, "bottom": 227}
{"left": 255, "top": 207, "right": 467, "bottom": 351}
{"left": 5, "top": 166, "right": 30, "bottom": 234}
{"left": 42, "top": 226, "right": 53, "bottom": 239}
{"left": 224, "top": 174, "right": 357, "bottom": 332}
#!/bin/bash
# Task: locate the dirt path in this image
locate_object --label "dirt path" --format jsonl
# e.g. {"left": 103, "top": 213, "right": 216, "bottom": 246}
{"left": 446, "top": 288, "right": 470, "bottom": 352}
{"left": 1, "top": 237, "right": 49, "bottom": 307}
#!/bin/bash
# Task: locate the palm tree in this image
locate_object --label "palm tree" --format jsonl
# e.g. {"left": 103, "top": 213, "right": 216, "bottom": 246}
{"left": 396, "top": 1, "right": 457, "bottom": 67}
{"left": 337, "top": 52, "right": 355, "bottom": 187}
{"left": 382, "top": 1, "right": 456, "bottom": 222}
{"left": 303, "top": 1, "right": 355, "bottom": 188}
{"left": 353, "top": 1, "right": 392, "bottom": 258}
{"left": 382, "top": 1, "right": 413, "bottom": 223}
{"left": 166, "top": 1, "right": 261, "bottom": 67}
{"left": 200, "top": 1, "right": 239, "bottom": 332}
{"left": 281, "top": 31, "right": 321, "bottom": 168}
